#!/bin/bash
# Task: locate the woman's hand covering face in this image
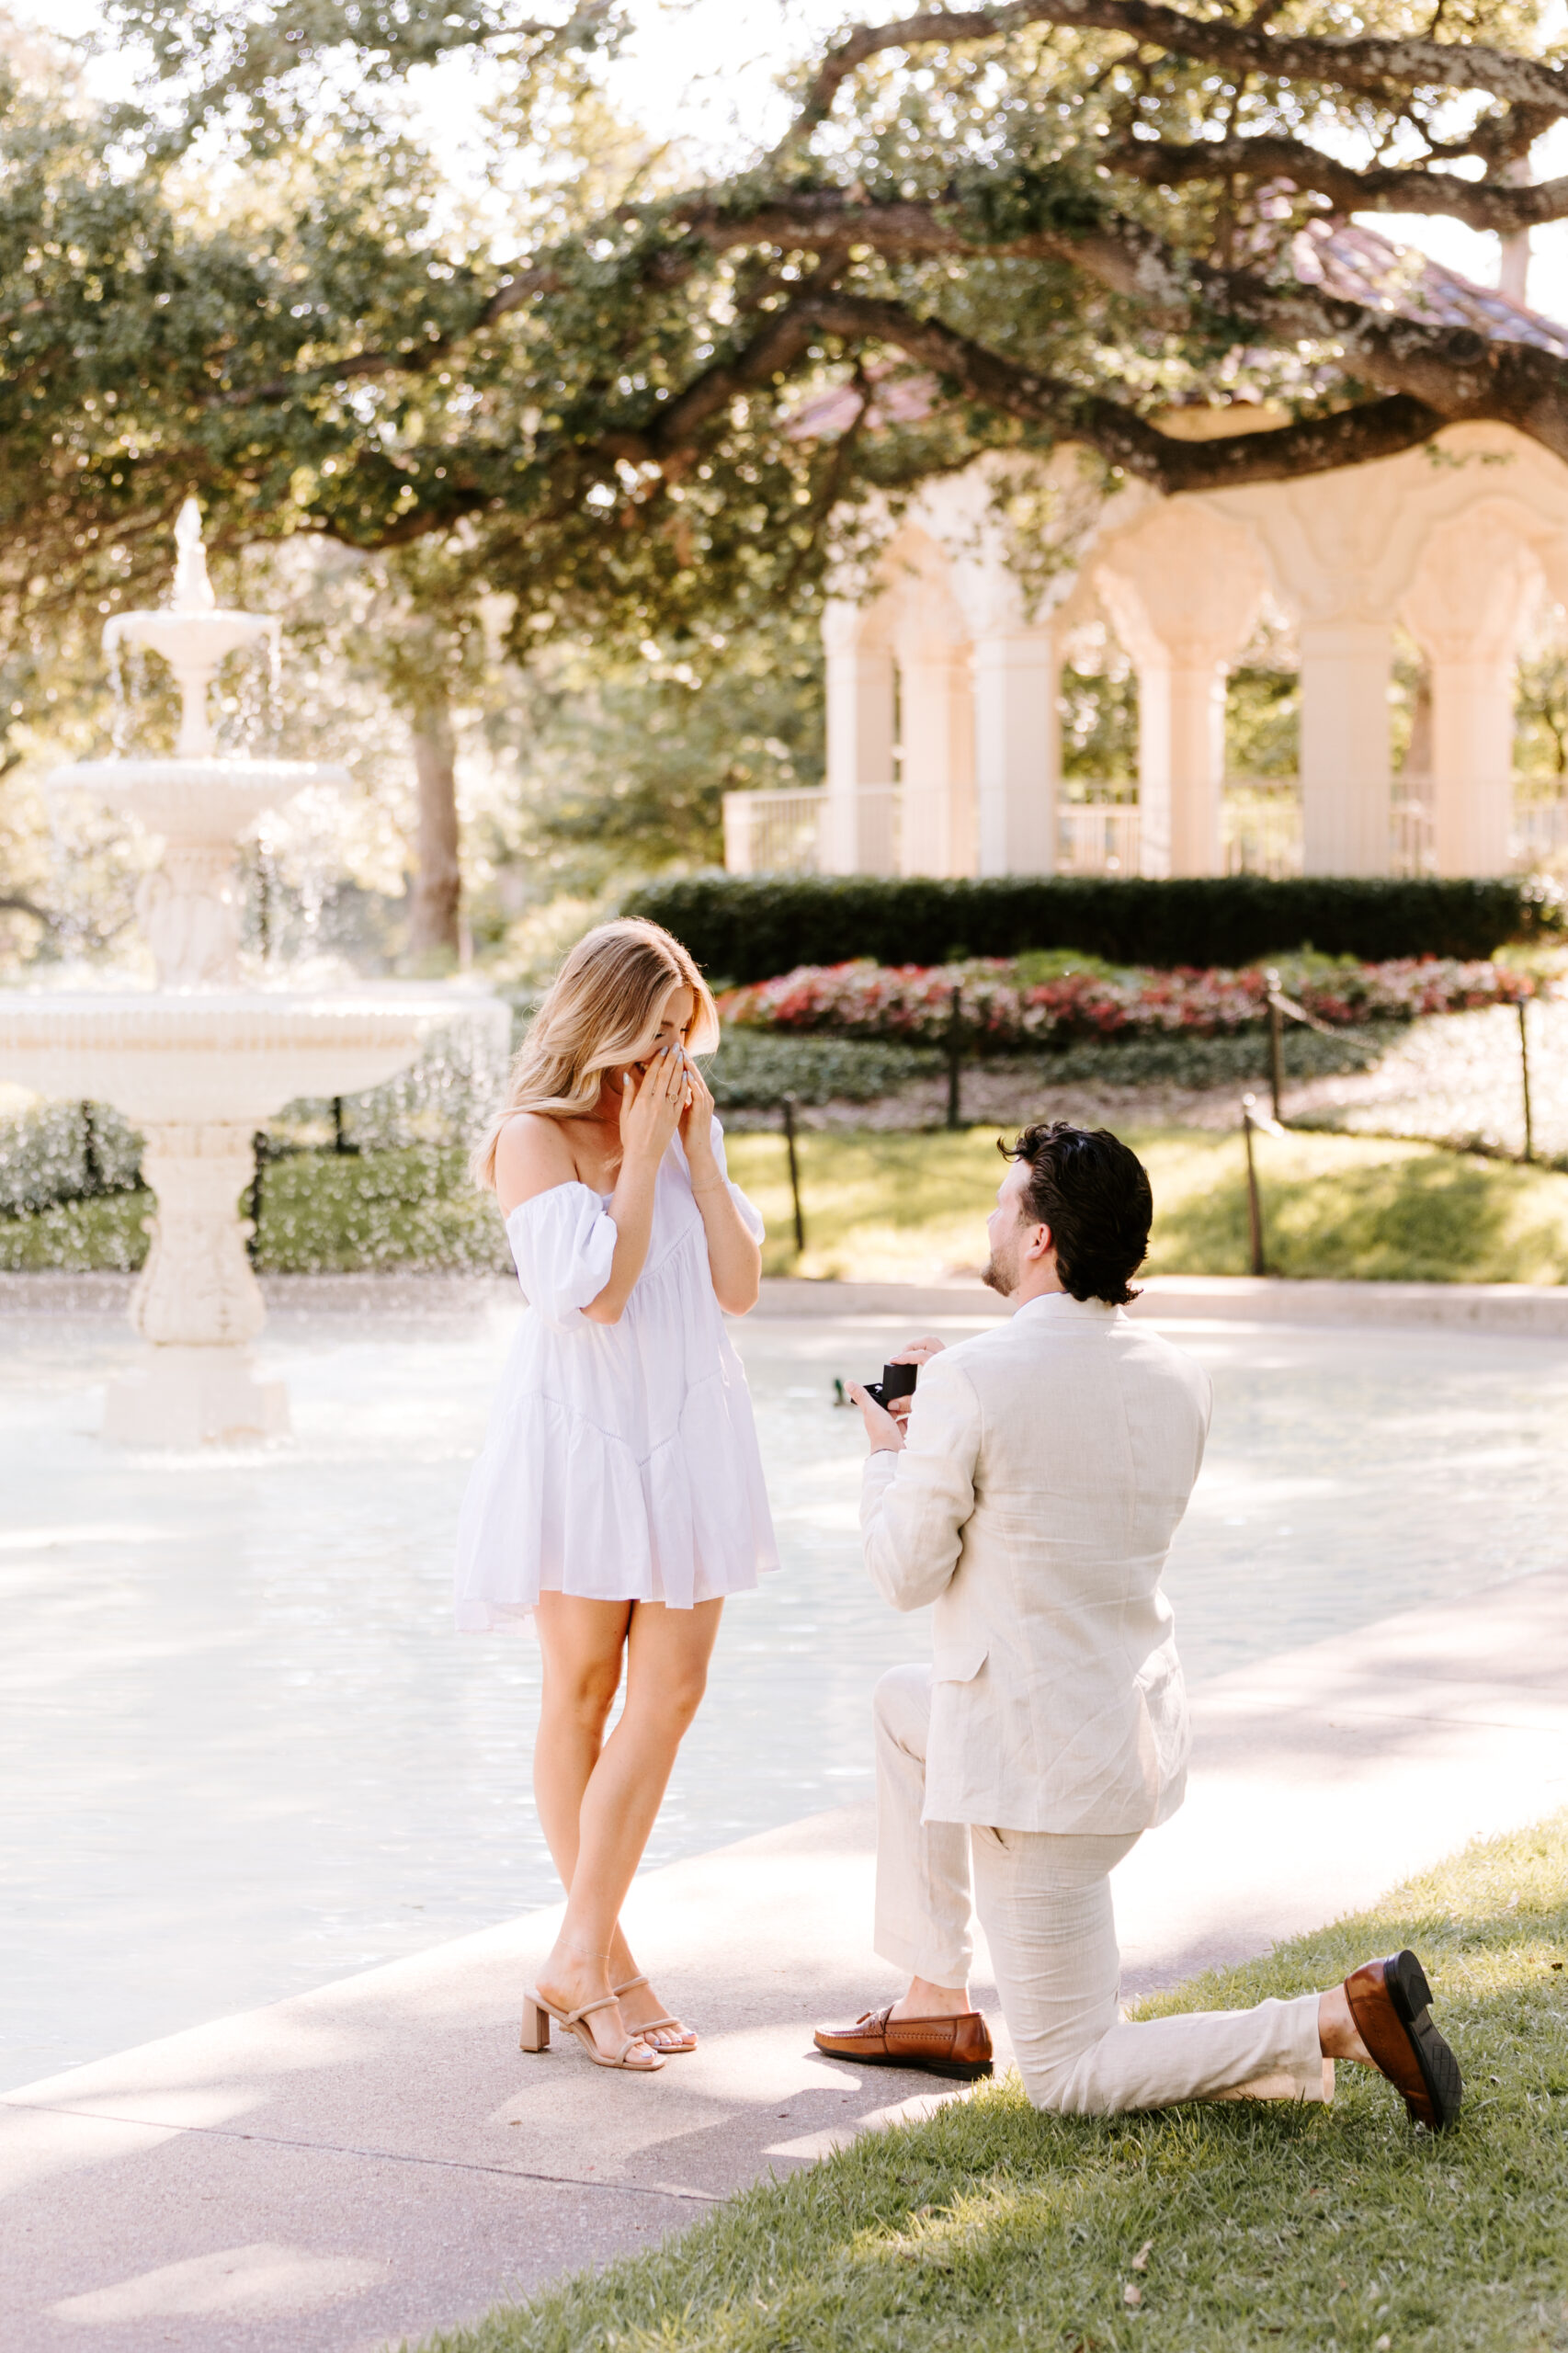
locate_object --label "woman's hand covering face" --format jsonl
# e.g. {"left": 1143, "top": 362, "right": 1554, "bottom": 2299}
{"left": 618, "top": 1043, "right": 687, "bottom": 1168}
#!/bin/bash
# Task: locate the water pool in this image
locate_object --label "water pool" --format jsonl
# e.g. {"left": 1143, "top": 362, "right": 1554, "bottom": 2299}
{"left": 4, "top": 1293, "right": 1566, "bottom": 2089}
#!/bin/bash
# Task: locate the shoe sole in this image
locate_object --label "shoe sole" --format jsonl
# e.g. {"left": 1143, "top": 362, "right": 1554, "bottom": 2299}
{"left": 814, "top": 2044, "right": 993, "bottom": 2082}
{"left": 1386, "top": 1949, "right": 1463, "bottom": 2131}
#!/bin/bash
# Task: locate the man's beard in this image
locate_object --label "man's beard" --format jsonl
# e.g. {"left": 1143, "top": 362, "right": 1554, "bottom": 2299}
{"left": 981, "top": 1246, "right": 1017, "bottom": 1298}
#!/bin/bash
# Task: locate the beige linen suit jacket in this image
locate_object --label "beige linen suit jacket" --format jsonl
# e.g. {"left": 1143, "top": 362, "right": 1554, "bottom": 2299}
{"left": 860, "top": 1291, "right": 1211, "bottom": 1835}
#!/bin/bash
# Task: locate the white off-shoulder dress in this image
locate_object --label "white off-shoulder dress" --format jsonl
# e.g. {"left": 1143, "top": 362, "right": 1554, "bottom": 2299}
{"left": 454, "top": 1117, "right": 778, "bottom": 1628}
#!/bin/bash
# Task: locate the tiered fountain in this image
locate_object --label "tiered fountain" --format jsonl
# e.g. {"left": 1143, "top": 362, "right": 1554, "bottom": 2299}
{"left": 0, "top": 502, "right": 507, "bottom": 1444}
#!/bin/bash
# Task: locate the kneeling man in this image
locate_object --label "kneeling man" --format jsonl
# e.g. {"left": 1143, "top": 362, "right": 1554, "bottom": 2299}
{"left": 816, "top": 1121, "right": 1460, "bottom": 2131}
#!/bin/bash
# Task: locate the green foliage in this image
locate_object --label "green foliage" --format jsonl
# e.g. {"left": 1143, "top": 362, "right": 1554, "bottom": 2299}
{"left": 1061, "top": 666, "right": 1138, "bottom": 784}
{"left": 9, "top": 1100, "right": 1568, "bottom": 1281}
{"left": 14, "top": 0, "right": 1568, "bottom": 681}
{"left": 623, "top": 874, "right": 1564, "bottom": 984}
{"left": 724, "top": 1123, "right": 1568, "bottom": 1283}
{"left": 1013, "top": 1024, "right": 1391, "bottom": 1090}
{"left": 703, "top": 1030, "right": 938, "bottom": 1109}
{"left": 419, "top": 1809, "right": 1568, "bottom": 2353}
{"left": 476, "top": 614, "right": 825, "bottom": 902}
{"left": 1517, "top": 646, "right": 1568, "bottom": 781}
{"left": 0, "top": 1145, "right": 507, "bottom": 1273}
{"left": 0, "top": 1188, "right": 150, "bottom": 1271}
{"left": 1145, "top": 1127, "right": 1568, "bottom": 1283}
{"left": 251, "top": 1145, "right": 507, "bottom": 1271}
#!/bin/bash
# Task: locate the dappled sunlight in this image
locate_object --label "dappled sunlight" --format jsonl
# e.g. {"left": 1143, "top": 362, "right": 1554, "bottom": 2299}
{"left": 451, "top": 1813, "right": 1568, "bottom": 2353}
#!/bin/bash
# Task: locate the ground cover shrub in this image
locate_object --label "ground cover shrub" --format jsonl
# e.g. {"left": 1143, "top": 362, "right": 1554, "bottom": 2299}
{"left": 0, "top": 1097, "right": 142, "bottom": 1213}
{"left": 0, "top": 1187, "right": 149, "bottom": 1271}
{"left": 719, "top": 956, "right": 1530, "bottom": 1048}
{"left": 423, "top": 1809, "right": 1568, "bottom": 2353}
{"left": 724, "top": 1126, "right": 1568, "bottom": 1284}
{"left": 250, "top": 1146, "right": 508, "bottom": 1274}
{"left": 0, "top": 1147, "right": 509, "bottom": 1276}
{"left": 7, "top": 1122, "right": 1564, "bottom": 1282}
{"left": 1026, "top": 1025, "right": 1392, "bottom": 1092}
{"left": 703, "top": 1030, "right": 940, "bottom": 1107}
{"left": 708, "top": 1025, "right": 1388, "bottom": 1117}
{"left": 624, "top": 873, "right": 1563, "bottom": 983}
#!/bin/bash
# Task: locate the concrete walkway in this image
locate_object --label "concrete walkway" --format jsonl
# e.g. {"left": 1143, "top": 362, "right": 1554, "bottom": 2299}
{"left": 5, "top": 1565, "right": 1567, "bottom": 2353}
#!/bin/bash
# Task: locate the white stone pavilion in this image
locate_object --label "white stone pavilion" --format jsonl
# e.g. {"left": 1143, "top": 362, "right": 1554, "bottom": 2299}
{"left": 723, "top": 226, "right": 1568, "bottom": 884}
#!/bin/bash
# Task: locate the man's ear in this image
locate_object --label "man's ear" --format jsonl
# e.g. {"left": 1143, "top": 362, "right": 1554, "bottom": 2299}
{"left": 1022, "top": 1219, "right": 1054, "bottom": 1263}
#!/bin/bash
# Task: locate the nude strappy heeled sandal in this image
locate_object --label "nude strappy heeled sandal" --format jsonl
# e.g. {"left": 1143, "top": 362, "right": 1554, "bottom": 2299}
{"left": 612, "top": 1973, "right": 697, "bottom": 2054}
{"left": 520, "top": 1987, "right": 665, "bottom": 2071}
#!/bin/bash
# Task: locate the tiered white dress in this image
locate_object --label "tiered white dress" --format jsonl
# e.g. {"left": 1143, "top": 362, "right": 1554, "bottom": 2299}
{"left": 454, "top": 1118, "right": 778, "bottom": 1628}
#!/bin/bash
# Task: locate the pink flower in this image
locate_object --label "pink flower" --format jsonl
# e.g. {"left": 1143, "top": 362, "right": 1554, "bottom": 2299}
{"left": 714, "top": 955, "right": 1545, "bottom": 1046}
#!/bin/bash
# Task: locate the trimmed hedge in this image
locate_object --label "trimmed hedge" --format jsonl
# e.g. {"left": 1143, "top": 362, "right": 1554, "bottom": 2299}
{"left": 623, "top": 872, "right": 1562, "bottom": 982}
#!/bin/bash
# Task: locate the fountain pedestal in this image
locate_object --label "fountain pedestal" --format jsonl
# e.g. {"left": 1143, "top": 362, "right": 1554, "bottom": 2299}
{"left": 106, "top": 1121, "right": 283, "bottom": 1444}
{"left": 104, "top": 1347, "right": 287, "bottom": 1447}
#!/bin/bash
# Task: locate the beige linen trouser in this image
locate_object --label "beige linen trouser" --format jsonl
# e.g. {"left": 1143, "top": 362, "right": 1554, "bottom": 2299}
{"left": 873, "top": 1664, "right": 1328, "bottom": 2115}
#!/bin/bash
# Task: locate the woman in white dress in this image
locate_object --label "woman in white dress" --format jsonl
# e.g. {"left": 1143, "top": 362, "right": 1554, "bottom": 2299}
{"left": 458, "top": 918, "right": 777, "bottom": 2072}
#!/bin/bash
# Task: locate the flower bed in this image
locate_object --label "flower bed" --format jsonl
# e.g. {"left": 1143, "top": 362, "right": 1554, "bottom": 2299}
{"left": 716, "top": 956, "right": 1539, "bottom": 1048}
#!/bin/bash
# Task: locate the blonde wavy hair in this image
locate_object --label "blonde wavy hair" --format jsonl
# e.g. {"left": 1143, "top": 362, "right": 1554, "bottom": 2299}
{"left": 472, "top": 917, "right": 720, "bottom": 1189}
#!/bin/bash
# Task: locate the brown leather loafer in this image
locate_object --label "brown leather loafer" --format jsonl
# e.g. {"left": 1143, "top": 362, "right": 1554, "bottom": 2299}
{"left": 1344, "top": 1949, "right": 1462, "bottom": 2131}
{"left": 813, "top": 2004, "right": 994, "bottom": 2082}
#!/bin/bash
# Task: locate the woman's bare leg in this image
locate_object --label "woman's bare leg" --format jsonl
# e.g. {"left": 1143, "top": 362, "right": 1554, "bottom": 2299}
{"left": 597, "top": 1601, "right": 724, "bottom": 2051}
{"left": 532, "top": 1594, "right": 630, "bottom": 1890}
{"left": 535, "top": 1597, "right": 722, "bottom": 2058}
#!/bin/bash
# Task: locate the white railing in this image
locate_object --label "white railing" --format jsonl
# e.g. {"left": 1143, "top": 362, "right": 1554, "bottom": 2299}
{"left": 722, "top": 788, "right": 828, "bottom": 875}
{"left": 1513, "top": 797, "right": 1568, "bottom": 870}
{"left": 722, "top": 785, "right": 900, "bottom": 875}
{"left": 722, "top": 779, "right": 1568, "bottom": 878}
{"left": 1058, "top": 802, "right": 1141, "bottom": 876}
{"left": 821, "top": 784, "right": 901, "bottom": 876}
{"left": 1222, "top": 780, "right": 1303, "bottom": 880}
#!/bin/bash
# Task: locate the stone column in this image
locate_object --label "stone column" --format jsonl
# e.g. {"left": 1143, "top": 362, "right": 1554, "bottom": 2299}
{"left": 1403, "top": 513, "right": 1540, "bottom": 877}
{"left": 971, "top": 626, "right": 1059, "bottom": 876}
{"left": 896, "top": 627, "right": 976, "bottom": 877}
{"left": 1297, "top": 621, "right": 1394, "bottom": 875}
{"left": 1131, "top": 656, "right": 1228, "bottom": 876}
{"left": 1096, "top": 505, "right": 1267, "bottom": 877}
{"left": 820, "top": 600, "right": 897, "bottom": 875}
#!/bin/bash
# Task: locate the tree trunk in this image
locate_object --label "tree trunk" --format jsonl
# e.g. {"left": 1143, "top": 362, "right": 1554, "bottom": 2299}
{"left": 408, "top": 692, "right": 461, "bottom": 960}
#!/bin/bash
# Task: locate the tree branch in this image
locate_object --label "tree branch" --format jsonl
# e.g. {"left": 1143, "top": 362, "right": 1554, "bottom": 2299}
{"left": 772, "top": 3, "right": 1568, "bottom": 160}
{"left": 1112, "top": 134, "right": 1568, "bottom": 233}
{"left": 797, "top": 290, "right": 1449, "bottom": 491}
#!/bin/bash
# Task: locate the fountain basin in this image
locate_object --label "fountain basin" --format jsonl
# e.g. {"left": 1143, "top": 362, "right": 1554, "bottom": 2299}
{"left": 0, "top": 987, "right": 482, "bottom": 1125}
{"left": 51, "top": 758, "right": 352, "bottom": 844}
{"left": 0, "top": 987, "right": 511, "bottom": 1444}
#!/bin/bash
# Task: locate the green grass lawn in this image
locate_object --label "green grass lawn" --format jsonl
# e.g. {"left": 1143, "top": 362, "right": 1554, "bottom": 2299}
{"left": 426, "top": 1812, "right": 1568, "bottom": 2353}
{"left": 6, "top": 1126, "right": 1568, "bottom": 1286}
{"left": 726, "top": 1126, "right": 1568, "bottom": 1286}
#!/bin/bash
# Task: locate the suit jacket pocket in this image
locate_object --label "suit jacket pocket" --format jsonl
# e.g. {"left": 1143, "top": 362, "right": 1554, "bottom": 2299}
{"left": 931, "top": 1634, "right": 989, "bottom": 1684}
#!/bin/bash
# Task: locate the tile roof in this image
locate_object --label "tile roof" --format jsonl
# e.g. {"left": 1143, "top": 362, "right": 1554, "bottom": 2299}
{"left": 787, "top": 217, "right": 1568, "bottom": 440}
{"left": 1294, "top": 218, "right": 1568, "bottom": 358}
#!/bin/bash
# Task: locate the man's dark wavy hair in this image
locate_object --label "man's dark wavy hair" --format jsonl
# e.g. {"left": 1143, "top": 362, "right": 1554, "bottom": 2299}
{"left": 1002, "top": 1120, "right": 1153, "bottom": 1306}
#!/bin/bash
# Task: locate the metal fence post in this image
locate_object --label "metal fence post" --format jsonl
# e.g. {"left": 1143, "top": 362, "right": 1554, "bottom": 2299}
{"left": 1241, "top": 1094, "right": 1267, "bottom": 1278}
{"left": 246, "top": 1131, "right": 267, "bottom": 1263}
{"left": 1518, "top": 998, "right": 1535, "bottom": 1165}
{"left": 946, "top": 983, "right": 964, "bottom": 1131}
{"left": 1265, "top": 967, "right": 1285, "bottom": 1124}
{"left": 81, "top": 1101, "right": 104, "bottom": 1197}
{"left": 781, "top": 1095, "right": 806, "bottom": 1256}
